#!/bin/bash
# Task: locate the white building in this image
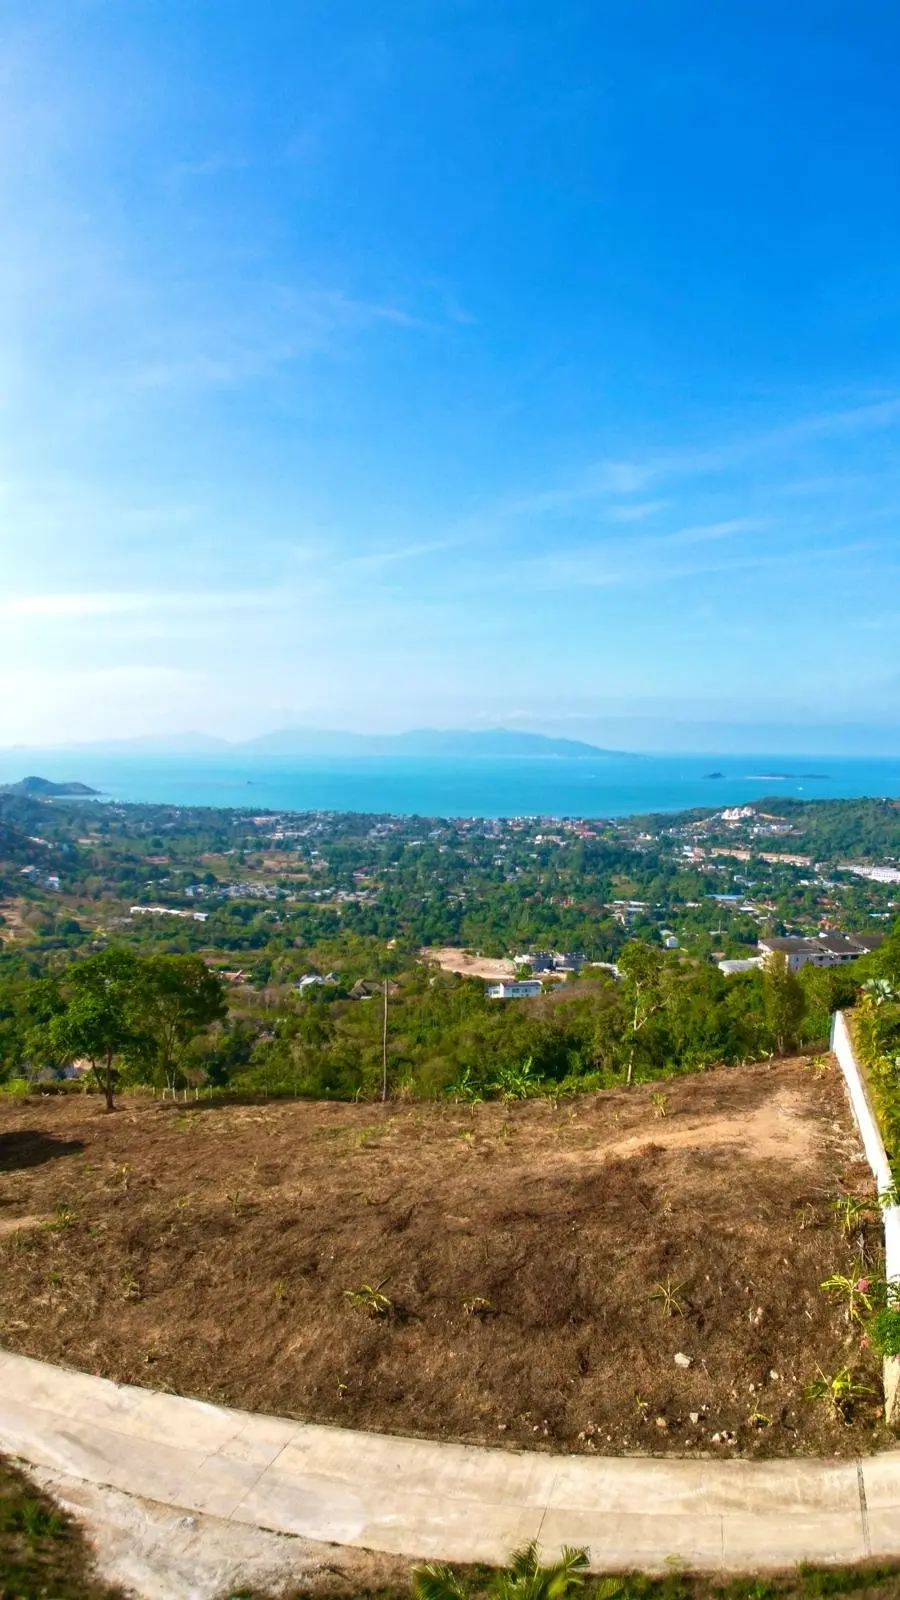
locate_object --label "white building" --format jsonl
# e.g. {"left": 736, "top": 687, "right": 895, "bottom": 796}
{"left": 130, "top": 905, "right": 209, "bottom": 923}
{"left": 486, "top": 980, "right": 543, "bottom": 1000}
{"left": 758, "top": 932, "right": 883, "bottom": 973}
{"left": 842, "top": 864, "right": 900, "bottom": 885}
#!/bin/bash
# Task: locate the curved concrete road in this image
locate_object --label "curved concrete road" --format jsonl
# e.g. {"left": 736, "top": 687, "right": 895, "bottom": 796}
{"left": 2, "top": 1349, "right": 899, "bottom": 1573}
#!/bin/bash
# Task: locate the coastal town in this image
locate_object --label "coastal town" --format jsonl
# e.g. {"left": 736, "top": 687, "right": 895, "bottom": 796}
{"left": 3, "top": 791, "right": 896, "bottom": 989}
{"left": 1, "top": 785, "right": 896, "bottom": 1104}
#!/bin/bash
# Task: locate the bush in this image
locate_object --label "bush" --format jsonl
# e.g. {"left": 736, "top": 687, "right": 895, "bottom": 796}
{"left": 0, "top": 1078, "right": 29, "bottom": 1099}
{"left": 852, "top": 994, "right": 900, "bottom": 1174}
{"left": 868, "top": 1307, "right": 900, "bottom": 1359}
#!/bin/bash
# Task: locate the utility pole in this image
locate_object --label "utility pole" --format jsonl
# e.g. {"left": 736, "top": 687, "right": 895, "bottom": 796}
{"left": 381, "top": 977, "right": 389, "bottom": 1102}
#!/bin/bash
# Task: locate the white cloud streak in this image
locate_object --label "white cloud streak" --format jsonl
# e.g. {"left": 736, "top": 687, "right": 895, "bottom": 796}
{"left": 0, "top": 589, "right": 308, "bottom": 621}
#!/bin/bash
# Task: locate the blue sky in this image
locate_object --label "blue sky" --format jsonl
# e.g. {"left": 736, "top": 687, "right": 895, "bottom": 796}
{"left": 2, "top": 1, "right": 900, "bottom": 751}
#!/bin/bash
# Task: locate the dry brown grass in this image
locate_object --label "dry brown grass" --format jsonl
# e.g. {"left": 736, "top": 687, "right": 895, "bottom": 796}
{"left": 0, "top": 1058, "right": 888, "bottom": 1459}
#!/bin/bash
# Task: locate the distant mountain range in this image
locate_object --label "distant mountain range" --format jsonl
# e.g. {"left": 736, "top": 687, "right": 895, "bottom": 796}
{"left": 238, "top": 727, "right": 630, "bottom": 759}
{"left": 4, "top": 728, "right": 632, "bottom": 760}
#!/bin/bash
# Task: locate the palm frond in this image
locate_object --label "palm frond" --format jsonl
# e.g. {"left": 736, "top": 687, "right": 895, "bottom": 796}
{"left": 544, "top": 1544, "right": 590, "bottom": 1596}
{"left": 489, "top": 1579, "right": 520, "bottom": 1600}
{"left": 412, "top": 1561, "right": 469, "bottom": 1600}
{"left": 507, "top": 1541, "right": 540, "bottom": 1578}
{"left": 489, "top": 1541, "right": 591, "bottom": 1598}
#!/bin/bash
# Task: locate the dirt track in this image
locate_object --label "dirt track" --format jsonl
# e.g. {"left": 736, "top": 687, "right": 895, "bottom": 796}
{"left": 0, "top": 1059, "right": 887, "bottom": 1459}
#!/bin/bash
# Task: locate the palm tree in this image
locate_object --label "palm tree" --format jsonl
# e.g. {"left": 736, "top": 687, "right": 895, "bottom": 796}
{"left": 413, "top": 1541, "right": 622, "bottom": 1600}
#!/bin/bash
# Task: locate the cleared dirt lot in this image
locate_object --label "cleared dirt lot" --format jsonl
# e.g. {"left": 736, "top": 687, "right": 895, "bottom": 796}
{"left": 0, "top": 1059, "right": 888, "bottom": 1459}
{"left": 421, "top": 946, "right": 517, "bottom": 981}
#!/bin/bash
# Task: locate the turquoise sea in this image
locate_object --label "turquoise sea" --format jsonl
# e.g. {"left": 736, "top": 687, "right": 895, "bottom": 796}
{"left": 1, "top": 751, "right": 900, "bottom": 819}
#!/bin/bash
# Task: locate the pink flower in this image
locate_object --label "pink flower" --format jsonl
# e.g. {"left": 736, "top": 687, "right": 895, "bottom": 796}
{"left": 857, "top": 1279, "right": 871, "bottom": 1293}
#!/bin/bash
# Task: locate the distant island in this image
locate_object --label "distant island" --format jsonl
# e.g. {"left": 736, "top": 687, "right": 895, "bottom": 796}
{"left": 5, "top": 727, "right": 634, "bottom": 761}
{"left": 239, "top": 727, "right": 632, "bottom": 759}
{"left": 747, "top": 772, "right": 830, "bottom": 782}
{"left": 0, "top": 776, "right": 100, "bottom": 797}
{"left": 704, "top": 769, "right": 830, "bottom": 782}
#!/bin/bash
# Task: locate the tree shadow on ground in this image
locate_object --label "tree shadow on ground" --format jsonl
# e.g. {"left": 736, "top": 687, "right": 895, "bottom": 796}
{"left": 0, "top": 1131, "right": 85, "bottom": 1173}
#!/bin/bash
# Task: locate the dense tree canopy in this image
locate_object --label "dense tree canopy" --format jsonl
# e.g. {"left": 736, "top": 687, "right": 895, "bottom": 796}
{"left": 1, "top": 790, "right": 895, "bottom": 1103}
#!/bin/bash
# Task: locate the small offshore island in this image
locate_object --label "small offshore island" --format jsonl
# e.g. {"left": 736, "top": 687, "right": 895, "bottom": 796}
{"left": 0, "top": 775, "right": 100, "bottom": 798}
{"left": 746, "top": 772, "right": 830, "bottom": 782}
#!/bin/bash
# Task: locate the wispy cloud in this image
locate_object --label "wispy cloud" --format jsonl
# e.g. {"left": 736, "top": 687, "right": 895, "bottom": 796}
{"left": 658, "top": 517, "right": 762, "bottom": 546}
{"left": 167, "top": 154, "right": 250, "bottom": 182}
{"left": 130, "top": 288, "right": 429, "bottom": 393}
{"left": 423, "top": 277, "right": 478, "bottom": 326}
{"left": 494, "top": 460, "right": 658, "bottom": 521}
{"left": 0, "top": 588, "right": 307, "bottom": 621}
{"left": 605, "top": 499, "right": 669, "bottom": 522}
{"left": 426, "top": 393, "right": 900, "bottom": 588}
{"left": 516, "top": 536, "right": 880, "bottom": 594}
{"left": 0, "top": 593, "right": 149, "bottom": 620}
{"left": 479, "top": 394, "right": 900, "bottom": 534}
{"left": 613, "top": 393, "right": 900, "bottom": 490}
{"left": 338, "top": 536, "right": 462, "bottom": 573}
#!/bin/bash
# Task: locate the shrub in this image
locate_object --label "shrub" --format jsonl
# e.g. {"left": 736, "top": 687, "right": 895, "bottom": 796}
{"left": 0, "top": 1078, "right": 30, "bottom": 1099}
{"left": 804, "top": 1366, "right": 875, "bottom": 1421}
{"left": 868, "top": 1307, "right": 900, "bottom": 1359}
{"left": 852, "top": 995, "right": 900, "bottom": 1172}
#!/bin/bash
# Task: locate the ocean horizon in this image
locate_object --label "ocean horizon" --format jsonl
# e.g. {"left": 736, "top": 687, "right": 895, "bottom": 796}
{"left": 2, "top": 750, "right": 900, "bottom": 820}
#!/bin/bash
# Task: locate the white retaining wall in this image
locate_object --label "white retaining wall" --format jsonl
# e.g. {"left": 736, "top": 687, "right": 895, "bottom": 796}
{"left": 831, "top": 1009, "right": 900, "bottom": 1425}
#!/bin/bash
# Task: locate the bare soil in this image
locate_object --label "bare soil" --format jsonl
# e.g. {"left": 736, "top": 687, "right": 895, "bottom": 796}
{"left": 421, "top": 945, "right": 517, "bottom": 980}
{"left": 0, "top": 1058, "right": 889, "bottom": 1460}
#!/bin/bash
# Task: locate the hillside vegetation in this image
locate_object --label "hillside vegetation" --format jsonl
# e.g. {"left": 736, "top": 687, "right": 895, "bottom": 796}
{"left": 1, "top": 793, "right": 898, "bottom": 1103}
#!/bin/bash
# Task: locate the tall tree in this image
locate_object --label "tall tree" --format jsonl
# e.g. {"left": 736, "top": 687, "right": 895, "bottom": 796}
{"left": 0, "top": 975, "right": 64, "bottom": 1082}
{"left": 617, "top": 941, "right": 667, "bottom": 1085}
{"left": 49, "top": 948, "right": 143, "bottom": 1111}
{"left": 872, "top": 925, "right": 900, "bottom": 990}
{"left": 131, "top": 954, "right": 227, "bottom": 1094}
{"left": 762, "top": 951, "right": 806, "bottom": 1056}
